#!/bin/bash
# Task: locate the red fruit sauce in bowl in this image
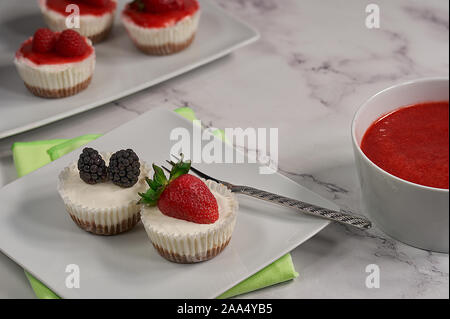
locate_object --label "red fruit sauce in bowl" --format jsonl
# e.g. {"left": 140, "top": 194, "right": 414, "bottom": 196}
{"left": 351, "top": 78, "right": 449, "bottom": 253}
{"left": 361, "top": 101, "right": 449, "bottom": 189}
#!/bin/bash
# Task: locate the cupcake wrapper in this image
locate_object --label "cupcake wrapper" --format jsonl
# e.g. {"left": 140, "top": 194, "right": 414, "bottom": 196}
{"left": 66, "top": 204, "right": 141, "bottom": 236}
{"left": 134, "top": 34, "right": 196, "bottom": 56}
{"left": 142, "top": 180, "right": 238, "bottom": 263}
{"left": 122, "top": 11, "right": 200, "bottom": 55}
{"left": 39, "top": 0, "right": 116, "bottom": 43}
{"left": 88, "top": 24, "right": 113, "bottom": 44}
{"left": 24, "top": 75, "right": 92, "bottom": 98}
{"left": 152, "top": 238, "right": 231, "bottom": 264}
{"left": 58, "top": 157, "right": 150, "bottom": 236}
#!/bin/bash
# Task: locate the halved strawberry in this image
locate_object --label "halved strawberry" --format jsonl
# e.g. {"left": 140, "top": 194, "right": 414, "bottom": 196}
{"left": 32, "top": 28, "right": 57, "bottom": 53}
{"left": 138, "top": 155, "right": 219, "bottom": 224}
{"left": 55, "top": 29, "right": 87, "bottom": 57}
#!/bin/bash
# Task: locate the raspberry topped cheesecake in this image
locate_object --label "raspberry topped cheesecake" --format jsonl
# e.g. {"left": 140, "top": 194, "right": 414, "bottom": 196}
{"left": 139, "top": 156, "right": 238, "bottom": 263}
{"left": 14, "top": 28, "right": 95, "bottom": 98}
{"left": 58, "top": 148, "right": 150, "bottom": 235}
{"left": 39, "top": 0, "right": 117, "bottom": 43}
{"left": 122, "top": 0, "right": 200, "bottom": 55}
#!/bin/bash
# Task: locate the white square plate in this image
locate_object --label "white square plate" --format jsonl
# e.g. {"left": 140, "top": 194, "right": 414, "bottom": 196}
{"left": 0, "top": 108, "right": 334, "bottom": 298}
{"left": 0, "top": 0, "right": 259, "bottom": 139}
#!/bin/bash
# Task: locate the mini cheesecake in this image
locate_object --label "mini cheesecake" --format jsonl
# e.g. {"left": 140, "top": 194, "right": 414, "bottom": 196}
{"left": 141, "top": 179, "right": 238, "bottom": 263}
{"left": 121, "top": 0, "right": 200, "bottom": 55}
{"left": 14, "top": 29, "right": 95, "bottom": 98}
{"left": 38, "top": 0, "right": 117, "bottom": 43}
{"left": 58, "top": 149, "right": 150, "bottom": 236}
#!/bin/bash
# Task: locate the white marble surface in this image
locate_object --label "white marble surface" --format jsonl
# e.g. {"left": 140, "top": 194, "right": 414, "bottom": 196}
{"left": 0, "top": 0, "right": 448, "bottom": 298}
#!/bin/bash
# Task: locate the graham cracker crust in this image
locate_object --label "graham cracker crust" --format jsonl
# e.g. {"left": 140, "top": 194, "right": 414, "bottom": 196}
{"left": 134, "top": 33, "right": 196, "bottom": 56}
{"left": 24, "top": 75, "right": 92, "bottom": 99}
{"left": 69, "top": 211, "right": 141, "bottom": 236}
{"left": 88, "top": 25, "right": 113, "bottom": 44}
{"left": 153, "top": 238, "right": 231, "bottom": 263}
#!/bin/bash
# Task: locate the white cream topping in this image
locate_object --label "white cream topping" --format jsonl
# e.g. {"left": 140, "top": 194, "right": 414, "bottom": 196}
{"left": 141, "top": 180, "right": 237, "bottom": 236}
{"left": 60, "top": 156, "right": 148, "bottom": 209}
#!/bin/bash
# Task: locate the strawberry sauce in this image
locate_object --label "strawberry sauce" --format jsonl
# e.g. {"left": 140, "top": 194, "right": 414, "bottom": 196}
{"left": 361, "top": 101, "right": 449, "bottom": 189}
{"left": 17, "top": 38, "right": 93, "bottom": 65}
{"left": 123, "top": 0, "right": 199, "bottom": 28}
{"left": 45, "top": 0, "right": 117, "bottom": 16}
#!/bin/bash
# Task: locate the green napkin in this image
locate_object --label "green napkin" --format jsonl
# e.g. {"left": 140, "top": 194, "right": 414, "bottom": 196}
{"left": 11, "top": 108, "right": 298, "bottom": 299}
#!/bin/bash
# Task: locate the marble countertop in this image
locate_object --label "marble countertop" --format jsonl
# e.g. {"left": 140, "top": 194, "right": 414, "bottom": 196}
{"left": 0, "top": 0, "right": 448, "bottom": 298}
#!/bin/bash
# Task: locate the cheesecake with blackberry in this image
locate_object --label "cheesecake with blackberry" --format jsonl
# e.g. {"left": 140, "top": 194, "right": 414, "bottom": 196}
{"left": 58, "top": 148, "right": 149, "bottom": 235}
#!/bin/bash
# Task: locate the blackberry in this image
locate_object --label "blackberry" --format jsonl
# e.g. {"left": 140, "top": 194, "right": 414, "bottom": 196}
{"left": 77, "top": 147, "right": 108, "bottom": 184}
{"left": 108, "top": 149, "right": 141, "bottom": 188}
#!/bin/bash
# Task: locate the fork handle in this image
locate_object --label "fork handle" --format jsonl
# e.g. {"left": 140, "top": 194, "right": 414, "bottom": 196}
{"left": 231, "top": 185, "right": 372, "bottom": 230}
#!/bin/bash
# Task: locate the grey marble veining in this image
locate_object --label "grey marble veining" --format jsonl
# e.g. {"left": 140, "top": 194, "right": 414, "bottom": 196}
{"left": 0, "top": 0, "right": 448, "bottom": 298}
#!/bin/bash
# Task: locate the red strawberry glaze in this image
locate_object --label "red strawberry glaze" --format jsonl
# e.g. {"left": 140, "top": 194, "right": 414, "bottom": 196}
{"left": 361, "top": 101, "right": 449, "bottom": 189}
{"left": 16, "top": 38, "right": 94, "bottom": 65}
{"left": 44, "top": 0, "right": 117, "bottom": 17}
{"left": 123, "top": 0, "right": 199, "bottom": 28}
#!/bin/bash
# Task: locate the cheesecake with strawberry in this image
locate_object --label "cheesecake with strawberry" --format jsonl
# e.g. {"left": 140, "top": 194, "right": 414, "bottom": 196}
{"left": 121, "top": 0, "right": 200, "bottom": 55}
{"left": 38, "top": 0, "right": 117, "bottom": 43}
{"left": 14, "top": 28, "right": 95, "bottom": 98}
{"left": 139, "top": 156, "right": 238, "bottom": 263}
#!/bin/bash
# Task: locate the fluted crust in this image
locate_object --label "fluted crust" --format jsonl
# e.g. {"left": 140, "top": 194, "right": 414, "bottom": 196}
{"left": 24, "top": 75, "right": 92, "bottom": 98}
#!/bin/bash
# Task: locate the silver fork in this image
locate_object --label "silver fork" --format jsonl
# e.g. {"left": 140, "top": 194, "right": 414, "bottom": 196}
{"left": 163, "top": 157, "right": 372, "bottom": 230}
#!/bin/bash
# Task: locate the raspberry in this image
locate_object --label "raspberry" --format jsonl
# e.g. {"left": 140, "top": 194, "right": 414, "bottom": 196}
{"left": 77, "top": 148, "right": 108, "bottom": 184}
{"left": 108, "top": 149, "right": 141, "bottom": 188}
{"left": 32, "top": 28, "right": 56, "bottom": 53}
{"left": 55, "top": 29, "right": 87, "bottom": 57}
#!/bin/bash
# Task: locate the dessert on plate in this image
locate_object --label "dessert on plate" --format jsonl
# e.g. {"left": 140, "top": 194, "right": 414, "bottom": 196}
{"left": 14, "top": 28, "right": 95, "bottom": 98}
{"left": 121, "top": 0, "right": 200, "bottom": 55}
{"left": 38, "top": 0, "right": 118, "bottom": 43}
{"left": 139, "top": 156, "right": 238, "bottom": 263}
{"left": 58, "top": 148, "right": 149, "bottom": 235}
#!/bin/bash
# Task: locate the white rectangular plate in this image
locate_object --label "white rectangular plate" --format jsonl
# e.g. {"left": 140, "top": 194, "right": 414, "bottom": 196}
{"left": 0, "top": 108, "right": 333, "bottom": 299}
{"left": 0, "top": 0, "right": 259, "bottom": 139}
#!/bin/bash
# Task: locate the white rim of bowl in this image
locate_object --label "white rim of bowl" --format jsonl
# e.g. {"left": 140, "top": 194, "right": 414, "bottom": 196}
{"left": 351, "top": 77, "right": 449, "bottom": 193}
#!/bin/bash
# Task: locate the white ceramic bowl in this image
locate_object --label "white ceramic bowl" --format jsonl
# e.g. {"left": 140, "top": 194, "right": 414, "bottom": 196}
{"left": 352, "top": 78, "right": 449, "bottom": 253}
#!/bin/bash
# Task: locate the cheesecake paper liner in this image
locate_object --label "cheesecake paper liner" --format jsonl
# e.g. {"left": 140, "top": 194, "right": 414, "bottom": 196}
{"left": 24, "top": 75, "right": 92, "bottom": 98}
